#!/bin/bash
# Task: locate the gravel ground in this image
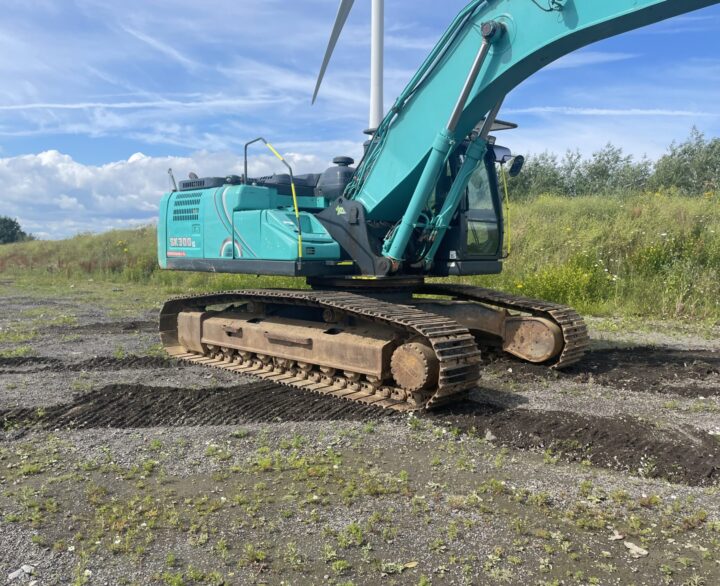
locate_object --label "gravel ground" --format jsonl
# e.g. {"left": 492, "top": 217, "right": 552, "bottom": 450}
{"left": 1, "top": 282, "right": 719, "bottom": 586}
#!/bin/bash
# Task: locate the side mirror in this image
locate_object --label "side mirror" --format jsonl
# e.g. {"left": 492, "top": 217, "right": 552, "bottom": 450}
{"left": 507, "top": 155, "right": 525, "bottom": 178}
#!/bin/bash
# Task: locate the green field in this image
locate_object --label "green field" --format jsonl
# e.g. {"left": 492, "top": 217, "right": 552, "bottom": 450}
{"left": 1, "top": 192, "right": 718, "bottom": 321}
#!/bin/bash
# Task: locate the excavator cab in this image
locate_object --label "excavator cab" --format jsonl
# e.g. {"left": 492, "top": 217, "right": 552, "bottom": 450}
{"left": 430, "top": 143, "right": 508, "bottom": 274}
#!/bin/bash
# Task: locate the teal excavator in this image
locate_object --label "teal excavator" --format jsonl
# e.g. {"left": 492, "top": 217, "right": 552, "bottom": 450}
{"left": 158, "top": 0, "right": 718, "bottom": 410}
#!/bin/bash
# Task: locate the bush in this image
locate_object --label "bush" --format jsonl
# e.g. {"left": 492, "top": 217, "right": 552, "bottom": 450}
{"left": 651, "top": 128, "right": 720, "bottom": 194}
{"left": 0, "top": 216, "right": 33, "bottom": 244}
{"left": 507, "top": 128, "right": 717, "bottom": 200}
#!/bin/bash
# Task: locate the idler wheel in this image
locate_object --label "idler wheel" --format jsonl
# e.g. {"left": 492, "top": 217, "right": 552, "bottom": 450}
{"left": 391, "top": 342, "right": 439, "bottom": 393}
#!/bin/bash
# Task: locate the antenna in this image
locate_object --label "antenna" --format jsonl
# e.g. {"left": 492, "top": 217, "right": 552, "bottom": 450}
{"left": 167, "top": 168, "right": 178, "bottom": 191}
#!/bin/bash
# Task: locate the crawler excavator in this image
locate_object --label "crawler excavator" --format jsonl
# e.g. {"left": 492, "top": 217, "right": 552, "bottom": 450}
{"left": 157, "top": 0, "right": 718, "bottom": 411}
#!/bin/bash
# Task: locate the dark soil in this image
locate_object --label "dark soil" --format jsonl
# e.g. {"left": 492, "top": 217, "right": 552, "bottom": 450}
{"left": 428, "top": 403, "right": 720, "bottom": 486}
{"left": 0, "top": 382, "right": 394, "bottom": 430}
{"left": 3, "top": 377, "right": 718, "bottom": 486}
{"left": 0, "top": 355, "right": 183, "bottom": 374}
{"left": 58, "top": 319, "right": 157, "bottom": 334}
{"left": 485, "top": 346, "right": 720, "bottom": 397}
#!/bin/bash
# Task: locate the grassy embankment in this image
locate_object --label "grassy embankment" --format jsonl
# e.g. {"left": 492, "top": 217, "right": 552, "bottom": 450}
{"left": 1, "top": 192, "right": 718, "bottom": 321}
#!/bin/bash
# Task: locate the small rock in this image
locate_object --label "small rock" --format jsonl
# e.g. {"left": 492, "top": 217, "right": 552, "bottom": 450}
{"left": 624, "top": 541, "right": 649, "bottom": 558}
{"left": 609, "top": 529, "right": 625, "bottom": 541}
{"left": 8, "top": 569, "right": 24, "bottom": 581}
{"left": 485, "top": 430, "right": 497, "bottom": 442}
{"left": 21, "top": 565, "right": 35, "bottom": 575}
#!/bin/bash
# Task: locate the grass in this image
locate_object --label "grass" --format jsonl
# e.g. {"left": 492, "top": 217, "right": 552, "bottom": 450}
{"left": 458, "top": 191, "right": 720, "bottom": 320}
{"left": 0, "top": 191, "right": 718, "bottom": 321}
{"left": 0, "top": 225, "right": 301, "bottom": 297}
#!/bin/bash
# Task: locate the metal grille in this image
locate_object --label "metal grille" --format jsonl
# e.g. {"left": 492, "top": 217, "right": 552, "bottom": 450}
{"left": 172, "top": 192, "right": 201, "bottom": 222}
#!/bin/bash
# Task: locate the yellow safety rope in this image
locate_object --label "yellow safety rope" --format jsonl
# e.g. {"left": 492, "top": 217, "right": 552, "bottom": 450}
{"left": 264, "top": 142, "right": 303, "bottom": 259}
{"left": 500, "top": 163, "right": 511, "bottom": 257}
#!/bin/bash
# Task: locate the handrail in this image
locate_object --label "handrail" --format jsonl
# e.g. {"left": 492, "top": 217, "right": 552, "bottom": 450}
{"left": 243, "top": 137, "right": 303, "bottom": 260}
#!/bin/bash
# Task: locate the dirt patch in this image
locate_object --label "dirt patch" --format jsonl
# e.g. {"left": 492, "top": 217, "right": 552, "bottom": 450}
{"left": 485, "top": 346, "right": 720, "bottom": 397}
{"left": 3, "top": 379, "right": 718, "bottom": 486}
{"left": 0, "top": 355, "right": 181, "bottom": 374}
{"left": 0, "top": 382, "right": 394, "bottom": 429}
{"left": 427, "top": 402, "right": 720, "bottom": 486}
{"left": 58, "top": 320, "right": 157, "bottom": 334}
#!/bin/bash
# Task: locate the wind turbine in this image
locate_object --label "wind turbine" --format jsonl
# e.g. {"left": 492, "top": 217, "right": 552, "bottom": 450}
{"left": 312, "top": 0, "right": 385, "bottom": 133}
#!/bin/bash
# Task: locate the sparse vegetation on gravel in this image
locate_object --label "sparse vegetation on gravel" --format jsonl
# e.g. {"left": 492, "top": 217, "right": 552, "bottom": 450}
{"left": 0, "top": 279, "right": 718, "bottom": 585}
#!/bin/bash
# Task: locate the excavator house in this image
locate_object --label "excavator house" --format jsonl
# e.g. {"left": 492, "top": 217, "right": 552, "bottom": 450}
{"left": 157, "top": 0, "right": 718, "bottom": 411}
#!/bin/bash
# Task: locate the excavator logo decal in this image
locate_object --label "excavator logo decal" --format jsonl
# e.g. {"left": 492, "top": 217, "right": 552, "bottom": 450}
{"left": 169, "top": 237, "right": 196, "bottom": 248}
{"left": 335, "top": 205, "right": 346, "bottom": 216}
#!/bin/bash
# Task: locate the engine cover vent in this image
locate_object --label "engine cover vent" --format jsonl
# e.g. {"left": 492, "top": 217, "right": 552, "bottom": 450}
{"left": 173, "top": 192, "right": 201, "bottom": 222}
{"left": 178, "top": 177, "right": 226, "bottom": 191}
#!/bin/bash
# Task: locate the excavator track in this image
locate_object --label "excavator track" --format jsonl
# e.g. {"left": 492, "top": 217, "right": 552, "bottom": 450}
{"left": 160, "top": 289, "right": 482, "bottom": 412}
{"left": 418, "top": 284, "right": 590, "bottom": 369}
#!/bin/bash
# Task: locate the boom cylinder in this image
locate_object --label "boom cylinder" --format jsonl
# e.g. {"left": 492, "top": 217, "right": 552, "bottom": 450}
{"left": 421, "top": 138, "right": 487, "bottom": 268}
{"left": 382, "top": 21, "right": 504, "bottom": 263}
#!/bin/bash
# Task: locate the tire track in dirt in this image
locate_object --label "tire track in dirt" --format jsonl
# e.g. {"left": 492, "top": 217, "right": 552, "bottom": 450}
{"left": 0, "top": 356, "right": 186, "bottom": 374}
{"left": 427, "top": 403, "right": 720, "bottom": 487}
{"left": 54, "top": 320, "right": 157, "bottom": 334}
{"left": 485, "top": 347, "right": 720, "bottom": 397}
{"left": 1, "top": 382, "right": 718, "bottom": 486}
{"left": 0, "top": 382, "right": 392, "bottom": 429}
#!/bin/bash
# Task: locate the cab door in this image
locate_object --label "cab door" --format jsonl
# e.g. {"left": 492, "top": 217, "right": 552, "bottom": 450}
{"left": 462, "top": 150, "right": 503, "bottom": 259}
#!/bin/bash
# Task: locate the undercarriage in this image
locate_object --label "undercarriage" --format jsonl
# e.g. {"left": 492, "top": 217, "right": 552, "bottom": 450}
{"left": 160, "top": 281, "right": 589, "bottom": 411}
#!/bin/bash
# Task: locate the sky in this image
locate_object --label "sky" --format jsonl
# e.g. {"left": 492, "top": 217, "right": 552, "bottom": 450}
{"left": 0, "top": 0, "right": 718, "bottom": 239}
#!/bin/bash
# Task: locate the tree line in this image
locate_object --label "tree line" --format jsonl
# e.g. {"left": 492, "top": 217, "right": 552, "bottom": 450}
{"left": 0, "top": 216, "right": 33, "bottom": 244}
{"left": 506, "top": 127, "right": 720, "bottom": 199}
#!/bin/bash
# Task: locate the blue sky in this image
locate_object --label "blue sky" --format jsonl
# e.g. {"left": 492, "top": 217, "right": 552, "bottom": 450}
{"left": 0, "top": 0, "right": 718, "bottom": 238}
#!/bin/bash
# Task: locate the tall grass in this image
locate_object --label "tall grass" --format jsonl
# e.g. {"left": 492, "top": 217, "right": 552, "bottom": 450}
{"left": 469, "top": 192, "right": 720, "bottom": 319}
{"left": 0, "top": 225, "right": 301, "bottom": 294}
{"left": 1, "top": 192, "right": 718, "bottom": 319}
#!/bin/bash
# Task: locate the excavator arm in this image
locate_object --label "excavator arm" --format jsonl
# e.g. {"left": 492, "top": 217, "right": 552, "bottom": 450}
{"left": 344, "top": 0, "right": 718, "bottom": 268}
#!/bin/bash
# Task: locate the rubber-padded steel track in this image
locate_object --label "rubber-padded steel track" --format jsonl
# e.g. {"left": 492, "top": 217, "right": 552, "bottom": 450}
{"left": 160, "top": 289, "right": 482, "bottom": 411}
{"left": 418, "top": 284, "right": 589, "bottom": 368}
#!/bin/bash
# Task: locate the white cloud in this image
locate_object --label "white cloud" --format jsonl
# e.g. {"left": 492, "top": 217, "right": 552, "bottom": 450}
{"left": 1, "top": 144, "right": 362, "bottom": 240}
{"left": 57, "top": 195, "right": 84, "bottom": 211}
{"left": 505, "top": 106, "right": 716, "bottom": 117}
{"left": 546, "top": 51, "right": 638, "bottom": 70}
{"left": 120, "top": 27, "right": 200, "bottom": 71}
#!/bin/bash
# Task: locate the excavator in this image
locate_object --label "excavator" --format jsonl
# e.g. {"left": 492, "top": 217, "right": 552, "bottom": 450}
{"left": 157, "top": 0, "right": 718, "bottom": 411}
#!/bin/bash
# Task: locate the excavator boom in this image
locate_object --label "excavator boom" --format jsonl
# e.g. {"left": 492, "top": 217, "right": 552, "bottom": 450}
{"left": 346, "top": 0, "right": 719, "bottom": 263}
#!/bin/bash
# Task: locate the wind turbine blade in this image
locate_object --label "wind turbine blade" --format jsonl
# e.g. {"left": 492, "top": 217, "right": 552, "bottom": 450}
{"left": 312, "top": 0, "right": 355, "bottom": 104}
